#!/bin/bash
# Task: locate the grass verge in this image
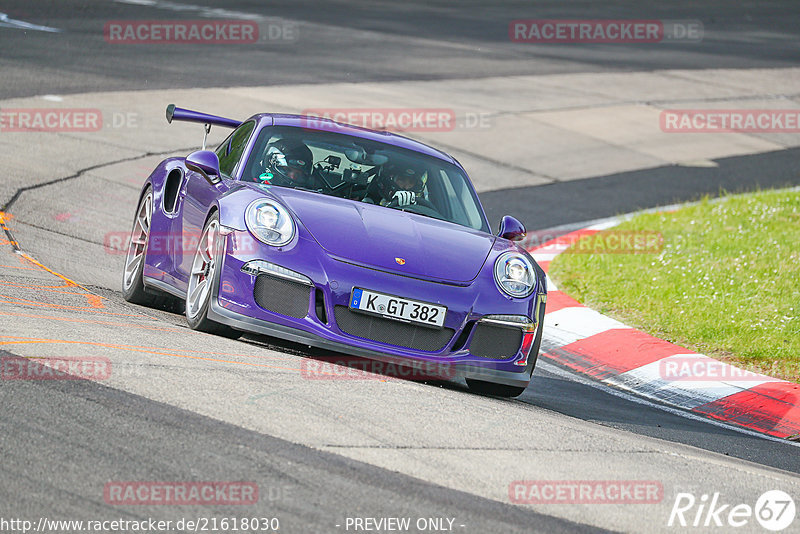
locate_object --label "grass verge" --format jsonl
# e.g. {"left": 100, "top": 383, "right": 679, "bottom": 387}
{"left": 548, "top": 189, "right": 800, "bottom": 382}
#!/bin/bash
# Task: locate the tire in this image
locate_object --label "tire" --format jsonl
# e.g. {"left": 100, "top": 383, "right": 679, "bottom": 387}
{"left": 185, "top": 212, "right": 242, "bottom": 339}
{"left": 466, "top": 379, "right": 527, "bottom": 398}
{"left": 121, "top": 187, "right": 185, "bottom": 313}
{"left": 122, "top": 188, "right": 160, "bottom": 306}
{"left": 466, "top": 304, "right": 545, "bottom": 399}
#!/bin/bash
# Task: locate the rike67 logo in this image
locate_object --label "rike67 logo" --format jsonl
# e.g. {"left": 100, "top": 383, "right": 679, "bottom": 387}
{"left": 668, "top": 490, "right": 795, "bottom": 531}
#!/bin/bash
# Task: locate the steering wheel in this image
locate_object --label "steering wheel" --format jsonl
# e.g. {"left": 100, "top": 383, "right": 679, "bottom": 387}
{"left": 386, "top": 196, "right": 444, "bottom": 219}
{"left": 386, "top": 195, "right": 434, "bottom": 209}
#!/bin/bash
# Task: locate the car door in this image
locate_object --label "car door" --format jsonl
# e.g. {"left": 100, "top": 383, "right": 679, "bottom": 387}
{"left": 172, "top": 121, "right": 257, "bottom": 288}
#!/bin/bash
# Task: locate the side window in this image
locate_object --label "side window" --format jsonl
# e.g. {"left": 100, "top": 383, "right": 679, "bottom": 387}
{"left": 215, "top": 121, "right": 256, "bottom": 177}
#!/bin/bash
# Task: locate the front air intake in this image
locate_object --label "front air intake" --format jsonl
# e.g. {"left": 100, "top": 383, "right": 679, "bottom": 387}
{"left": 333, "top": 306, "right": 454, "bottom": 352}
{"left": 468, "top": 323, "right": 523, "bottom": 359}
{"left": 253, "top": 274, "right": 311, "bottom": 319}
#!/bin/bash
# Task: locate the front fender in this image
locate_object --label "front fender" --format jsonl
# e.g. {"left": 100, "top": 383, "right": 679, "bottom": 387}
{"left": 214, "top": 185, "right": 277, "bottom": 231}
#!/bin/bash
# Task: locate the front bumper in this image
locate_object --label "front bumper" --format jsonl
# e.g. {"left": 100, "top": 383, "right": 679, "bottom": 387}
{"left": 212, "top": 229, "right": 545, "bottom": 387}
{"left": 208, "top": 297, "right": 533, "bottom": 387}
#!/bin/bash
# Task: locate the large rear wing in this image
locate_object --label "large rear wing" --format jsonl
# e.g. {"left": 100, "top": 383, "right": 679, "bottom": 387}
{"left": 166, "top": 104, "right": 242, "bottom": 149}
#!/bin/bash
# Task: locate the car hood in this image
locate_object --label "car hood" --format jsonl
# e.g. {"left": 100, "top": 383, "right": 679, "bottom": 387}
{"left": 252, "top": 186, "right": 496, "bottom": 283}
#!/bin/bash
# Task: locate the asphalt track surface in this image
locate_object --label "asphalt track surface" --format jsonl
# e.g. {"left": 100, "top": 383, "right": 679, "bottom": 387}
{"left": 2, "top": 0, "right": 800, "bottom": 99}
{"left": 2, "top": 1, "right": 800, "bottom": 533}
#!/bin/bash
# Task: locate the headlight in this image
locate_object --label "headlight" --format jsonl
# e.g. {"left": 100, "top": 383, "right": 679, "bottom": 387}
{"left": 494, "top": 251, "right": 536, "bottom": 298}
{"left": 245, "top": 199, "right": 295, "bottom": 246}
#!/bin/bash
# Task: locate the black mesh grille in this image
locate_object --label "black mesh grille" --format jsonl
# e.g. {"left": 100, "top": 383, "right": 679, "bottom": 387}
{"left": 469, "top": 323, "right": 523, "bottom": 359}
{"left": 253, "top": 274, "right": 310, "bottom": 319}
{"left": 333, "top": 306, "right": 454, "bottom": 352}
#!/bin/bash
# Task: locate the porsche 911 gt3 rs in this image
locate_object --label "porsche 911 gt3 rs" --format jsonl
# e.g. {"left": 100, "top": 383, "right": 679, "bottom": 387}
{"left": 122, "top": 105, "right": 547, "bottom": 397}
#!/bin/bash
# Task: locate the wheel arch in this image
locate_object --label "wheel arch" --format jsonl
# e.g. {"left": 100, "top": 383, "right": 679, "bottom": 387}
{"left": 204, "top": 204, "right": 221, "bottom": 227}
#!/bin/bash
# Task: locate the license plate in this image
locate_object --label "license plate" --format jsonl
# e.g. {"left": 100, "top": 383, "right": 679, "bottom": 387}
{"left": 350, "top": 288, "right": 446, "bottom": 328}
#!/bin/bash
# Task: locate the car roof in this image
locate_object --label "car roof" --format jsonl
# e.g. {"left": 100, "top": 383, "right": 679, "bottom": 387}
{"left": 248, "top": 113, "right": 458, "bottom": 165}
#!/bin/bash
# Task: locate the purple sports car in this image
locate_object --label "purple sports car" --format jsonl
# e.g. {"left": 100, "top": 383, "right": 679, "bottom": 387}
{"left": 122, "top": 105, "right": 547, "bottom": 397}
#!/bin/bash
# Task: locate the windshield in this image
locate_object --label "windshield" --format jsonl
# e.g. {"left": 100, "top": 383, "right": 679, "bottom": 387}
{"left": 240, "top": 125, "right": 489, "bottom": 232}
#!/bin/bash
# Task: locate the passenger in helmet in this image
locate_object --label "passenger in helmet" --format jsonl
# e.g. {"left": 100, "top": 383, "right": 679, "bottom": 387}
{"left": 259, "top": 138, "right": 314, "bottom": 188}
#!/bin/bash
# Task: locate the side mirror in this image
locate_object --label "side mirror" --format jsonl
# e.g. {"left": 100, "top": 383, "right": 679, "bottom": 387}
{"left": 185, "top": 150, "right": 222, "bottom": 185}
{"left": 498, "top": 215, "right": 526, "bottom": 242}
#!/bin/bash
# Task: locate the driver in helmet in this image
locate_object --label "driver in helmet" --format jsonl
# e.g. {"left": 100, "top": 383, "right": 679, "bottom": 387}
{"left": 258, "top": 138, "right": 315, "bottom": 188}
{"left": 374, "top": 163, "right": 426, "bottom": 207}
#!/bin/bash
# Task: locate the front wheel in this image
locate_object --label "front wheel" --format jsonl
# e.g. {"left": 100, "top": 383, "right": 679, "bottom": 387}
{"left": 185, "top": 212, "right": 241, "bottom": 339}
{"left": 122, "top": 187, "right": 185, "bottom": 312}
{"left": 122, "top": 189, "right": 160, "bottom": 306}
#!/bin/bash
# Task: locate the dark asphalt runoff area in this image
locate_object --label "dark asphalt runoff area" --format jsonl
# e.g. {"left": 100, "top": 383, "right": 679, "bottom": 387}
{"left": 2, "top": 1, "right": 800, "bottom": 532}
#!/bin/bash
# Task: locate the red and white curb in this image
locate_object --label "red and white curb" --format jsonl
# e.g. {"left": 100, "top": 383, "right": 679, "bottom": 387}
{"left": 526, "top": 222, "right": 800, "bottom": 441}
